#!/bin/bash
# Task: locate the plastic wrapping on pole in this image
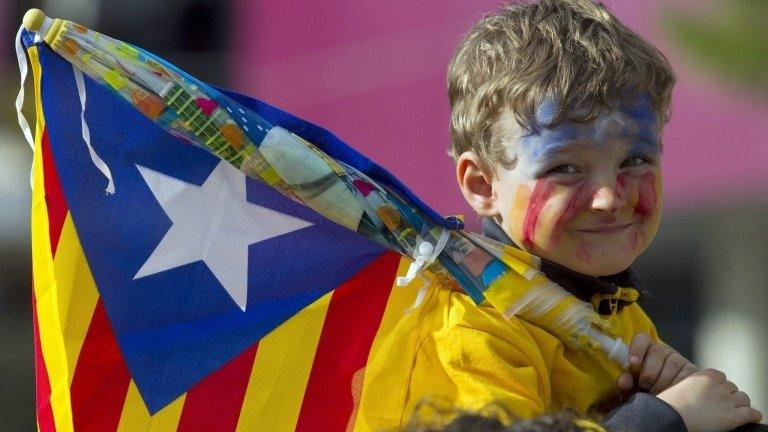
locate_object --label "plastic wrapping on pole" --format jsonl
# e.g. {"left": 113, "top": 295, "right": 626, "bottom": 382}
{"left": 20, "top": 8, "right": 630, "bottom": 366}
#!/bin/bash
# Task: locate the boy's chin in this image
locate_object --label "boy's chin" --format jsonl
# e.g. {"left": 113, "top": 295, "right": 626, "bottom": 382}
{"left": 538, "top": 230, "right": 653, "bottom": 277}
{"left": 561, "top": 257, "right": 635, "bottom": 278}
{"left": 537, "top": 245, "right": 640, "bottom": 277}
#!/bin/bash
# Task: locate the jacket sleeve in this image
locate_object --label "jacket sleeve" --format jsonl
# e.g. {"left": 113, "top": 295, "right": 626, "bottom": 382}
{"left": 604, "top": 392, "right": 687, "bottom": 432}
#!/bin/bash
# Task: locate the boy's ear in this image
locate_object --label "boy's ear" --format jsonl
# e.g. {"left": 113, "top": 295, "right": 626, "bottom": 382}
{"left": 456, "top": 151, "right": 498, "bottom": 217}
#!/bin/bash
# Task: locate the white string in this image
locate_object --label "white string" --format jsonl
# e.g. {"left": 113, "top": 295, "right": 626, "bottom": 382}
{"left": 397, "top": 228, "right": 451, "bottom": 287}
{"left": 15, "top": 26, "right": 34, "bottom": 150}
{"left": 406, "top": 274, "right": 432, "bottom": 312}
{"left": 73, "top": 66, "right": 115, "bottom": 194}
{"left": 15, "top": 26, "right": 35, "bottom": 188}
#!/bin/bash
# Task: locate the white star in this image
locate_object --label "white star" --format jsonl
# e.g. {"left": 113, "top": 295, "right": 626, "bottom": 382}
{"left": 134, "top": 161, "right": 313, "bottom": 311}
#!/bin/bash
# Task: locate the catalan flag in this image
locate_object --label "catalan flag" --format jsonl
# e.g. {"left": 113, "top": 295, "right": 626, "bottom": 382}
{"left": 23, "top": 27, "right": 432, "bottom": 432}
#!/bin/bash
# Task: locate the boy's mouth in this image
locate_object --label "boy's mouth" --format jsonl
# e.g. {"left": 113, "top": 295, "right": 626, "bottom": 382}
{"left": 575, "top": 220, "right": 637, "bottom": 234}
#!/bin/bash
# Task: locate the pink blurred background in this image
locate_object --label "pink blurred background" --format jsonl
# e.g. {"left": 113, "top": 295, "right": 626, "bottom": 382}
{"left": 229, "top": 0, "right": 768, "bottom": 227}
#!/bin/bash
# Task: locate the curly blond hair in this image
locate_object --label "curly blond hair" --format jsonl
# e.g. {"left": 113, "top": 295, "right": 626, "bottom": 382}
{"left": 447, "top": 0, "right": 675, "bottom": 173}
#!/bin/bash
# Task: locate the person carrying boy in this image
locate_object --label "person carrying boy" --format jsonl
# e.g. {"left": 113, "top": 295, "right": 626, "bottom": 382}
{"left": 356, "top": 1, "right": 763, "bottom": 431}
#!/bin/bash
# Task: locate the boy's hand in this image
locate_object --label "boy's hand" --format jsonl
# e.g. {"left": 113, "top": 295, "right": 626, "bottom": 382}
{"left": 657, "top": 369, "right": 763, "bottom": 432}
{"left": 616, "top": 332, "right": 698, "bottom": 395}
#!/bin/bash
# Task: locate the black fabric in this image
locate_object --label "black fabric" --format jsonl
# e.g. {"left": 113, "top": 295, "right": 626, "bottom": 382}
{"left": 481, "top": 218, "right": 652, "bottom": 313}
{"left": 732, "top": 424, "right": 768, "bottom": 432}
{"left": 604, "top": 393, "right": 687, "bottom": 432}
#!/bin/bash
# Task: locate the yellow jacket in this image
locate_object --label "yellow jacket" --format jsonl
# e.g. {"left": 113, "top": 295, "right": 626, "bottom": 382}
{"left": 356, "top": 281, "right": 660, "bottom": 431}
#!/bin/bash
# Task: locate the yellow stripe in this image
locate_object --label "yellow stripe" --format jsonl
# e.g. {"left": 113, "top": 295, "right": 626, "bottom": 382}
{"left": 116, "top": 381, "right": 186, "bottom": 432}
{"left": 352, "top": 257, "right": 422, "bottom": 432}
{"left": 53, "top": 215, "right": 100, "bottom": 385}
{"left": 28, "top": 44, "right": 75, "bottom": 432}
{"left": 234, "top": 291, "right": 333, "bottom": 432}
{"left": 482, "top": 270, "right": 535, "bottom": 318}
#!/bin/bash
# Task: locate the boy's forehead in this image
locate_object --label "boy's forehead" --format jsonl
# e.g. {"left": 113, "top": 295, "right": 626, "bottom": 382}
{"left": 504, "top": 94, "right": 661, "bottom": 161}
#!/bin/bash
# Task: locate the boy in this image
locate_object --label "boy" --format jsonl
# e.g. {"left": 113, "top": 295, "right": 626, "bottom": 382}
{"left": 357, "top": 1, "right": 762, "bottom": 431}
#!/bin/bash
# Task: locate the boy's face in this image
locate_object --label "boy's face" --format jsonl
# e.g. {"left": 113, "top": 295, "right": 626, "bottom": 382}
{"left": 469, "top": 95, "right": 663, "bottom": 276}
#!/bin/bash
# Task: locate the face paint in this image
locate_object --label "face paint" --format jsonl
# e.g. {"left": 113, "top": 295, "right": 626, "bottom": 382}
{"left": 577, "top": 244, "right": 592, "bottom": 263}
{"left": 521, "top": 179, "right": 556, "bottom": 250}
{"left": 509, "top": 184, "right": 531, "bottom": 236}
{"left": 618, "top": 93, "right": 661, "bottom": 145}
{"left": 519, "top": 95, "right": 661, "bottom": 166}
{"left": 635, "top": 172, "right": 658, "bottom": 217}
{"left": 551, "top": 183, "right": 591, "bottom": 243}
{"left": 616, "top": 173, "right": 627, "bottom": 190}
{"left": 488, "top": 93, "right": 664, "bottom": 276}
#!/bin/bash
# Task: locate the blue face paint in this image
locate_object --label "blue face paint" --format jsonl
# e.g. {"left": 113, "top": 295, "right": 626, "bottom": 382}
{"left": 618, "top": 94, "right": 660, "bottom": 146}
{"left": 519, "top": 94, "right": 660, "bottom": 164}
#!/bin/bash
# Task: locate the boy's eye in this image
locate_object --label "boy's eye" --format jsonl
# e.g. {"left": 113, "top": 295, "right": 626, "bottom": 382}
{"left": 548, "top": 164, "right": 580, "bottom": 175}
{"left": 621, "top": 155, "right": 652, "bottom": 168}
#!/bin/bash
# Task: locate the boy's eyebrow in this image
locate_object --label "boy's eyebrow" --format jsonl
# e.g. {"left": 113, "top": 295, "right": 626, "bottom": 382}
{"left": 632, "top": 131, "right": 662, "bottom": 148}
{"left": 523, "top": 137, "right": 586, "bottom": 162}
{"left": 526, "top": 135, "right": 662, "bottom": 163}
{"left": 628, "top": 137, "right": 662, "bottom": 154}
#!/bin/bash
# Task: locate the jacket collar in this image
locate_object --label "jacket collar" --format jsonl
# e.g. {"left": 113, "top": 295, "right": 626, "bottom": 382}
{"left": 482, "top": 218, "right": 650, "bottom": 311}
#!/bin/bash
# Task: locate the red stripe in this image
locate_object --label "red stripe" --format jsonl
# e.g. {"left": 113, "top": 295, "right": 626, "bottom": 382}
{"left": 70, "top": 301, "right": 131, "bottom": 432}
{"left": 32, "top": 293, "right": 57, "bottom": 432}
{"left": 295, "top": 252, "right": 400, "bottom": 432}
{"left": 41, "top": 128, "right": 69, "bottom": 255}
{"left": 176, "top": 343, "right": 259, "bottom": 432}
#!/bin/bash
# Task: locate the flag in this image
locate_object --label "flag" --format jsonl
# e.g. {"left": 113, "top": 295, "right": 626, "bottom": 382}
{"left": 21, "top": 11, "right": 630, "bottom": 429}
{"left": 24, "top": 30, "right": 427, "bottom": 432}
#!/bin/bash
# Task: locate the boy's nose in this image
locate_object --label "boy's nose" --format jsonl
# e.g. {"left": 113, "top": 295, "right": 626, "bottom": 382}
{"left": 590, "top": 183, "right": 627, "bottom": 213}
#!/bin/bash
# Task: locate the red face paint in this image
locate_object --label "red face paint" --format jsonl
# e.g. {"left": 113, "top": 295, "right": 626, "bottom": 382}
{"left": 635, "top": 173, "right": 657, "bottom": 217}
{"left": 522, "top": 179, "right": 556, "bottom": 250}
{"left": 577, "top": 244, "right": 592, "bottom": 263}
{"left": 552, "top": 183, "right": 591, "bottom": 240}
{"left": 616, "top": 173, "right": 628, "bottom": 195}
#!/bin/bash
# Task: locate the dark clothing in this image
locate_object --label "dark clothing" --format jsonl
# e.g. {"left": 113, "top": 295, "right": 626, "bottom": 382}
{"left": 604, "top": 393, "right": 687, "bottom": 432}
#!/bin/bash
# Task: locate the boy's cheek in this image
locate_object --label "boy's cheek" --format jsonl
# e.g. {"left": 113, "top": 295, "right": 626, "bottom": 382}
{"left": 506, "top": 184, "right": 532, "bottom": 247}
{"left": 636, "top": 174, "right": 663, "bottom": 246}
{"left": 506, "top": 181, "right": 576, "bottom": 252}
{"left": 634, "top": 172, "right": 660, "bottom": 217}
{"left": 550, "top": 183, "right": 593, "bottom": 239}
{"left": 624, "top": 170, "right": 663, "bottom": 246}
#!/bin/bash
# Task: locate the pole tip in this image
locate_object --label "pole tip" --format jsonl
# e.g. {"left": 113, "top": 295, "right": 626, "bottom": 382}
{"left": 23, "top": 8, "right": 47, "bottom": 32}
